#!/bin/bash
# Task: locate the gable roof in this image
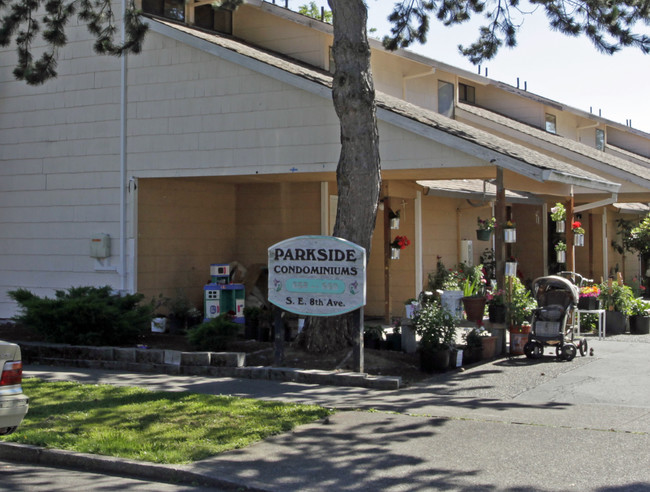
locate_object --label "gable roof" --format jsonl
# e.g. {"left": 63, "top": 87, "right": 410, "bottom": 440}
{"left": 145, "top": 17, "right": 620, "bottom": 194}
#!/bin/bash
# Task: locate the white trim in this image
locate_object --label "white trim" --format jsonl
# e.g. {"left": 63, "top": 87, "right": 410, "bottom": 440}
{"left": 415, "top": 190, "right": 423, "bottom": 297}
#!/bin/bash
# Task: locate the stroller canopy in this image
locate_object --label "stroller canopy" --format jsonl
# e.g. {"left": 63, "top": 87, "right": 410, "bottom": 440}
{"left": 532, "top": 275, "right": 580, "bottom": 307}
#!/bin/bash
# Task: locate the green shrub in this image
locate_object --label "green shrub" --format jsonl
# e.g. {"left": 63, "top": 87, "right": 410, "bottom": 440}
{"left": 187, "top": 315, "right": 240, "bottom": 351}
{"left": 8, "top": 286, "right": 152, "bottom": 346}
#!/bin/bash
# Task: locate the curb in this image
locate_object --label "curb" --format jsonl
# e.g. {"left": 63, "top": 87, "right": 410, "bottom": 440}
{"left": 0, "top": 441, "right": 268, "bottom": 491}
{"left": 18, "top": 341, "right": 402, "bottom": 390}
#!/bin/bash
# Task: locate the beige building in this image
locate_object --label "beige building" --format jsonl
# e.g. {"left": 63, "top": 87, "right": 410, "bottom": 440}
{"left": 1, "top": 0, "right": 649, "bottom": 320}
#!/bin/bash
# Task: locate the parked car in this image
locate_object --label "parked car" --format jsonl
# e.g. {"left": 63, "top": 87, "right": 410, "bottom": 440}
{"left": 0, "top": 340, "right": 29, "bottom": 435}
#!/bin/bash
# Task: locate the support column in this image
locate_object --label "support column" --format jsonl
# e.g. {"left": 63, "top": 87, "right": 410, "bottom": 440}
{"left": 383, "top": 194, "right": 392, "bottom": 323}
{"left": 567, "top": 194, "right": 575, "bottom": 272}
{"left": 495, "top": 168, "right": 506, "bottom": 290}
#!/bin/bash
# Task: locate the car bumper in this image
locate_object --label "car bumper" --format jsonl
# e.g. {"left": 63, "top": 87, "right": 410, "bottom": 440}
{"left": 0, "top": 394, "right": 29, "bottom": 434}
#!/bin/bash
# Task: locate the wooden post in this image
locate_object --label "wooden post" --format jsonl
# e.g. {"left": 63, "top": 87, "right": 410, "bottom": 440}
{"left": 566, "top": 197, "right": 575, "bottom": 272}
{"left": 495, "top": 168, "right": 506, "bottom": 291}
{"left": 383, "top": 195, "right": 392, "bottom": 324}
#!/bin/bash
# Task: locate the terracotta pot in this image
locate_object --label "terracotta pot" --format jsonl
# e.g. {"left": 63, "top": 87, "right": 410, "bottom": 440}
{"left": 462, "top": 296, "right": 486, "bottom": 323}
{"left": 480, "top": 336, "right": 497, "bottom": 359}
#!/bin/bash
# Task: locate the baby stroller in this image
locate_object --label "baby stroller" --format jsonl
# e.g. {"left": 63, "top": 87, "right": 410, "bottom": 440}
{"left": 523, "top": 275, "right": 588, "bottom": 361}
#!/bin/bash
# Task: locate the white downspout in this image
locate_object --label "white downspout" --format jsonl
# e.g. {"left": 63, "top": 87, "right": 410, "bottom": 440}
{"left": 119, "top": 0, "right": 128, "bottom": 292}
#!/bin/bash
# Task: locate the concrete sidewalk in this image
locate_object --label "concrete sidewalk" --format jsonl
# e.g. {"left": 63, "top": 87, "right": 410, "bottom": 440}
{"left": 5, "top": 337, "right": 650, "bottom": 491}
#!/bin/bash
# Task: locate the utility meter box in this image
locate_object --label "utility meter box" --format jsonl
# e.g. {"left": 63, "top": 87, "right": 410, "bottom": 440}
{"left": 90, "top": 234, "right": 111, "bottom": 258}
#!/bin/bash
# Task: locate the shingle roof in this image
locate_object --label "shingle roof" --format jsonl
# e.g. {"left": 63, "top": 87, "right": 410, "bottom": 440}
{"left": 417, "top": 179, "right": 542, "bottom": 203}
{"left": 457, "top": 102, "right": 650, "bottom": 187}
{"left": 147, "top": 17, "right": 620, "bottom": 192}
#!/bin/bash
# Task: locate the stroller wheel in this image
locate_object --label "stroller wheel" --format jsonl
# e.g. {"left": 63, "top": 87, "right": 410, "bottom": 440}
{"left": 524, "top": 341, "right": 543, "bottom": 359}
{"left": 561, "top": 344, "right": 577, "bottom": 361}
{"left": 579, "top": 338, "right": 588, "bottom": 357}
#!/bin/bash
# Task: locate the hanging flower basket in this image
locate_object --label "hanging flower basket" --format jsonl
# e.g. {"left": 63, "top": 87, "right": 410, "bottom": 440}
{"left": 476, "top": 229, "right": 491, "bottom": 241}
{"left": 389, "top": 209, "right": 400, "bottom": 230}
{"left": 504, "top": 228, "right": 516, "bottom": 243}
{"left": 572, "top": 221, "right": 584, "bottom": 246}
{"left": 555, "top": 221, "right": 565, "bottom": 233}
{"left": 389, "top": 235, "right": 410, "bottom": 260}
{"left": 505, "top": 261, "right": 517, "bottom": 277}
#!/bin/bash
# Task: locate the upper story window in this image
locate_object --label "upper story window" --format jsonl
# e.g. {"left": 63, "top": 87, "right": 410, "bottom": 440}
{"left": 596, "top": 129, "right": 605, "bottom": 151}
{"left": 459, "top": 83, "right": 475, "bottom": 104}
{"left": 438, "top": 81, "right": 454, "bottom": 118}
{"left": 194, "top": 3, "right": 233, "bottom": 34}
{"left": 545, "top": 113, "right": 557, "bottom": 134}
{"left": 142, "top": 0, "right": 184, "bottom": 21}
{"left": 142, "top": 0, "right": 233, "bottom": 34}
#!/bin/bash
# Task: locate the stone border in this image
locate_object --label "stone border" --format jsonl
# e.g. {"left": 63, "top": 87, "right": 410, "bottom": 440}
{"left": 18, "top": 342, "right": 401, "bottom": 390}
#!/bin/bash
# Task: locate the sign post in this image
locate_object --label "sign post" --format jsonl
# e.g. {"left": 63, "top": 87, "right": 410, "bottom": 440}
{"left": 268, "top": 236, "right": 366, "bottom": 371}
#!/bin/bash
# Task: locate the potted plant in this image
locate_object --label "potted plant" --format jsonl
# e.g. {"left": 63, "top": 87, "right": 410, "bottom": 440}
{"left": 487, "top": 288, "right": 506, "bottom": 323}
{"left": 572, "top": 220, "right": 585, "bottom": 247}
{"left": 168, "top": 291, "right": 202, "bottom": 333}
{"left": 507, "top": 276, "right": 537, "bottom": 354}
{"left": 386, "top": 325, "right": 402, "bottom": 351}
{"left": 390, "top": 235, "right": 410, "bottom": 259}
{"left": 629, "top": 297, "right": 650, "bottom": 335}
{"left": 598, "top": 276, "right": 635, "bottom": 335}
{"left": 413, "top": 299, "right": 457, "bottom": 372}
{"left": 464, "top": 326, "right": 496, "bottom": 360}
{"left": 476, "top": 216, "right": 495, "bottom": 241}
{"left": 363, "top": 325, "right": 385, "bottom": 349}
{"left": 551, "top": 202, "right": 566, "bottom": 232}
{"left": 150, "top": 293, "right": 171, "bottom": 333}
{"left": 555, "top": 241, "right": 567, "bottom": 264}
{"left": 503, "top": 220, "right": 516, "bottom": 243}
{"left": 428, "top": 258, "right": 464, "bottom": 320}
{"left": 389, "top": 208, "right": 400, "bottom": 229}
{"left": 505, "top": 256, "right": 518, "bottom": 277}
{"left": 404, "top": 297, "right": 418, "bottom": 319}
{"left": 578, "top": 285, "right": 600, "bottom": 310}
{"left": 460, "top": 264, "right": 486, "bottom": 323}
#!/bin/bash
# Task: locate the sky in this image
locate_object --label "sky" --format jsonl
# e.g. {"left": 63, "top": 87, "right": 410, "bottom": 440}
{"left": 285, "top": 0, "right": 650, "bottom": 134}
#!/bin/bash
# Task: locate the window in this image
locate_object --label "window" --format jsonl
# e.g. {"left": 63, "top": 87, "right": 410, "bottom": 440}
{"left": 194, "top": 5, "right": 233, "bottom": 34}
{"left": 438, "top": 81, "right": 454, "bottom": 118}
{"left": 596, "top": 129, "right": 605, "bottom": 151}
{"left": 545, "top": 113, "right": 557, "bottom": 134}
{"left": 142, "top": 0, "right": 185, "bottom": 21}
{"left": 459, "top": 83, "right": 475, "bottom": 104}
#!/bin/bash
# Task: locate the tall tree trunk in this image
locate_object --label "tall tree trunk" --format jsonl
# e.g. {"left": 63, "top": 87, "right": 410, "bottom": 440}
{"left": 296, "top": 0, "right": 381, "bottom": 353}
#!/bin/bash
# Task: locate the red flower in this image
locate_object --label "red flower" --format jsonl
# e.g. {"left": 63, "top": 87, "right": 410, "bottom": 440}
{"left": 390, "top": 235, "right": 411, "bottom": 250}
{"left": 572, "top": 221, "right": 582, "bottom": 230}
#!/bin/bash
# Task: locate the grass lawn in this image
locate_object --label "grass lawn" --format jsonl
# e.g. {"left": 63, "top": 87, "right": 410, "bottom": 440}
{"left": 1, "top": 378, "right": 333, "bottom": 464}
